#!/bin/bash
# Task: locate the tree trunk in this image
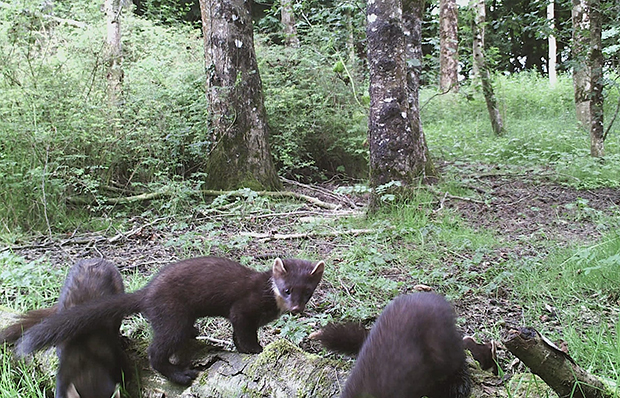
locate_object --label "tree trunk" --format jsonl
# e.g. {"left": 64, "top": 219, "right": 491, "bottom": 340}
{"left": 547, "top": 0, "right": 557, "bottom": 87}
{"left": 281, "top": 0, "right": 299, "bottom": 48}
{"left": 403, "top": 0, "right": 436, "bottom": 180}
{"left": 367, "top": 0, "right": 435, "bottom": 208}
{"left": 439, "top": 0, "right": 459, "bottom": 92}
{"left": 198, "top": 0, "right": 281, "bottom": 191}
{"left": 572, "top": 0, "right": 591, "bottom": 127}
{"left": 471, "top": 0, "right": 504, "bottom": 136}
{"left": 104, "top": 0, "right": 123, "bottom": 108}
{"left": 588, "top": 0, "right": 604, "bottom": 157}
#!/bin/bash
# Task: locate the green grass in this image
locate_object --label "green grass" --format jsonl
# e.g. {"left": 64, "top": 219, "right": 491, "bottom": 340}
{"left": 0, "top": 346, "right": 53, "bottom": 398}
{"left": 422, "top": 72, "right": 620, "bottom": 189}
{"left": 511, "top": 232, "right": 620, "bottom": 384}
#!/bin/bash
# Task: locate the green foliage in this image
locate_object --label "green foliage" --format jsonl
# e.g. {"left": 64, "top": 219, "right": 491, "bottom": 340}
{"left": 0, "top": 1, "right": 208, "bottom": 233}
{"left": 0, "top": 345, "right": 53, "bottom": 398}
{"left": 512, "top": 232, "right": 620, "bottom": 378}
{"left": 0, "top": 253, "right": 64, "bottom": 311}
{"left": 423, "top": 72, "right": 620, "bottom": 189}
{"left": 257, "top": 38, "right": 368, "bottom": 180}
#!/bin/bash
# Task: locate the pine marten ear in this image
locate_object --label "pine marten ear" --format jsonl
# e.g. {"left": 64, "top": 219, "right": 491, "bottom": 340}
{"left": 311, "top": 261, "right": 325, "bottom": 277}
{"left": 273, "top": 258, "right": 287, "bottom": 276}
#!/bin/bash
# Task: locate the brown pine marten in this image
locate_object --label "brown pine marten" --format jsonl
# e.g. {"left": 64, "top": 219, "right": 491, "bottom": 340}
{"left": 311, "top": 293, "right": 471, "bottom": 398}
{"left": 1, "top": 258, "right": 129, "bottom": 398}
{"left": 17, "top": 256, "right": 325, "bottom": 386}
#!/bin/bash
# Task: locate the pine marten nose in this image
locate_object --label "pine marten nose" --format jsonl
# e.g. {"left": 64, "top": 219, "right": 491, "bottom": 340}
{"left": 290, "top": 305, "right": 303, "bottom": 314}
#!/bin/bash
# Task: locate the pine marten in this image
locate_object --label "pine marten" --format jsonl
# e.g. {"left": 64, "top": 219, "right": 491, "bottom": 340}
{"left": 311, "top": 293, "right": 471, "bottom": 398}
{"left": 1, "top": 258, "right": 129, "bottom": 398}
{"left": 17, "top": 256, "right": 325, "bottom": 386}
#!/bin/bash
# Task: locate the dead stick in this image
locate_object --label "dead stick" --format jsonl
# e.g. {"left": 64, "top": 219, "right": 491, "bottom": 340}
{"left": 503, "top": 327, "right": 615, "bottom": 398}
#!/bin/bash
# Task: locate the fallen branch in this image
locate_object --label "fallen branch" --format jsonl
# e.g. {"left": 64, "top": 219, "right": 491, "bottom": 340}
{"left": 240, "top": 228, "right": 381, "bottom": 243}
{"left": 68, "top": 189, "right": 340, "bottom": 210}
{"left": 503, "top": 327, "right": 616, "bottom": 398}
{"left": 200, "top": 189, "right": 340, "bottom": 210}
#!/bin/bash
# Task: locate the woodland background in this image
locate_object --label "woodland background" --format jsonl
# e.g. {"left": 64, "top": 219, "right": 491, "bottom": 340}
{"left": 1, "top": 0, "right": 620, "bottom": 396}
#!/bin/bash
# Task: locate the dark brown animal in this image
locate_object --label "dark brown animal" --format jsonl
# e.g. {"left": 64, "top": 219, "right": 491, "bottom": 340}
{"left": 312, "top": 293, "right": 471, "bottom": 398}
{"left": 17, "top": 256, "right": 324, "bottom": 386}
{"left": 1, "top": 258, "right": 129, "bottom": 398}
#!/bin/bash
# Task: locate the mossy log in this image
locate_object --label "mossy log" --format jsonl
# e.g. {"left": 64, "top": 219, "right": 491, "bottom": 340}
{"left": 503, "top": 327, "right": 617, "bottom": 398}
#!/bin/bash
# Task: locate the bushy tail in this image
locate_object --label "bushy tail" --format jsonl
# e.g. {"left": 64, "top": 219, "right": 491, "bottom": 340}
{"left": 0, "top": 306, "right": 58, "bottom": 344}
{"left": 310, "top": 322, "right": 369, "bottom": 355}
{"left": 16, "top": 291, "right": 145, "bottom": 356}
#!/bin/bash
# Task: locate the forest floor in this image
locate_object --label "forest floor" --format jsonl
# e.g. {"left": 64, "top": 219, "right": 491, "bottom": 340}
{"left": 7, "top": 161, "right": 620, "bottom": 381}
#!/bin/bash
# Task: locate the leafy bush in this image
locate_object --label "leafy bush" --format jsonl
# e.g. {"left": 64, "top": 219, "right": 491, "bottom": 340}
{"left": 0, "top": 2, "right": 208, "bottom": 232}
{"left": 258, "top": 38, "right": 368, "bottom": 180}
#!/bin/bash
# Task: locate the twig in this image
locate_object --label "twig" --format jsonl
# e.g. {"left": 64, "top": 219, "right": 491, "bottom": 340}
{"left": 432, "top": 192, "right": 449, "bottom": 214}
{"left": 196, "top": 336, "right": 234, "bottom": 347}
{"left": 280, "top": 177, "right": 358, "bottom": 208}
{"left": 200, "top": 189, "right": 340, "bottom": 210}
{"left": 239, "top": 228, "right": 381, "bottom": 243}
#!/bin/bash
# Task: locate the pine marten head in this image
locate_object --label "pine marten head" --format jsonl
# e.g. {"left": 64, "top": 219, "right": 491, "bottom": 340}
{"left": 271, "top": 258, "right": 324, "bottom": 314}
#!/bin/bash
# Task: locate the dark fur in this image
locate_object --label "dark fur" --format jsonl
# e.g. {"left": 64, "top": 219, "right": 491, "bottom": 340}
{"left": 315, "top": 293, "right": 471, "bottom": 398}
{"left": 18, "top": 256, "right": 324, "bottom": 386}
{"left": 2, "top": 258, "right": 129, "bottom": 398}
{"left": 310, "top": 322, "right": 369, "bottom": 356}
{"left": 0, "top": 306, "right": 58, "bottom": 344}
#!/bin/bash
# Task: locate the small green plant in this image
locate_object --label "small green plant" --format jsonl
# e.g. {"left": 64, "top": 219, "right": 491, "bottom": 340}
{"left": 0, "top": 345, "right": 53, "bottom": 398}
{"left": 0, "top": 253, "right": 64, "bottom": 311}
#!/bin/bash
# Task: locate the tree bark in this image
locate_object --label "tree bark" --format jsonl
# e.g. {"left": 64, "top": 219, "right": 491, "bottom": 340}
{"left": 504, "top": 327, "right": 615, "bottom": 398}
{"left": 547, "top": 0, "right": 557, "bottom": 87}
{"left": 367, "top": 0, "right": 436, "bottom": 208}
{"left": 588, "top": 0, "right": 604, "bottom": 157}
{"left": 403, "top": 0, "right": 437, "bottom": 180}
{"left": 104, "top": 0, "right": 123, "bottom": 108}
{"left": 198, "top": 0, "right": 281, "bottom": 191}
{"left": 572, "top": 0, "right": 591, "bottom": 127}
{"left": 439, "top": 0, "right": 459, "bottom": 92}
{"left": 471, "top": 0, "right": 504, "bottom": 136}
{"left": 281, "top": 0, "right": 299, "bottom": 48}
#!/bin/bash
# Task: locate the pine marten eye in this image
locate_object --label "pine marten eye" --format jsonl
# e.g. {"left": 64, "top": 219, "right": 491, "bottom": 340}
{"left": 284, "top": 288, "right": 291, "bottom": 295}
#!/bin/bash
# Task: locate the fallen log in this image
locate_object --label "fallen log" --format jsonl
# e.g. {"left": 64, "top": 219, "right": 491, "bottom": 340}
{"left": 503, "top": 327, "right": 617, "bottom": 398}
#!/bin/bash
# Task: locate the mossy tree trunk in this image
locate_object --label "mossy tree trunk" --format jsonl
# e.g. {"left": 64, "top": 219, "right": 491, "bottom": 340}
{"left": 572, "top": 0, "right": 591, "bottom": 127}
{"left": 198, "top": 0, "right": 281, "bottom": 191}
{"left": 588, "top": 0, "right": 604, "bottom": 157}
{"left": 439, "top": 0, "right": 459, "bottom": 93}
{"left": 471, "top": 0, "right": 504, "bottom": 136}
{"left": 367, "top": 0, "right": 436, "bottom": 209}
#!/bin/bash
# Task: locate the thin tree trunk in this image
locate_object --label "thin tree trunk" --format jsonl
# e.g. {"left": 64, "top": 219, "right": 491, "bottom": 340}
{"left": 281, "top": 0, "right": 299, "bottom": 48}
{"left": 588, "top": 0, "right": 604, "bottom": 157}
{"left": 471, "top": 0, "right": 504, "bottom": 136}
{"left": 547, "top": 0, "right": 557, "bottom": 87}
{"left": 439, "top": 0, "right": 459, "bottom": 92}
{"left": 572, "top": 0, "right": 591, "bottom": 127}
{"left": 198, "top": 0, "right": 281, "bottom": 191}
{"left": 104, "top": 0, "right": 123, "bottom": 108}
{"left": 403, "top": 0, "right": 436, "bottom": 180}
